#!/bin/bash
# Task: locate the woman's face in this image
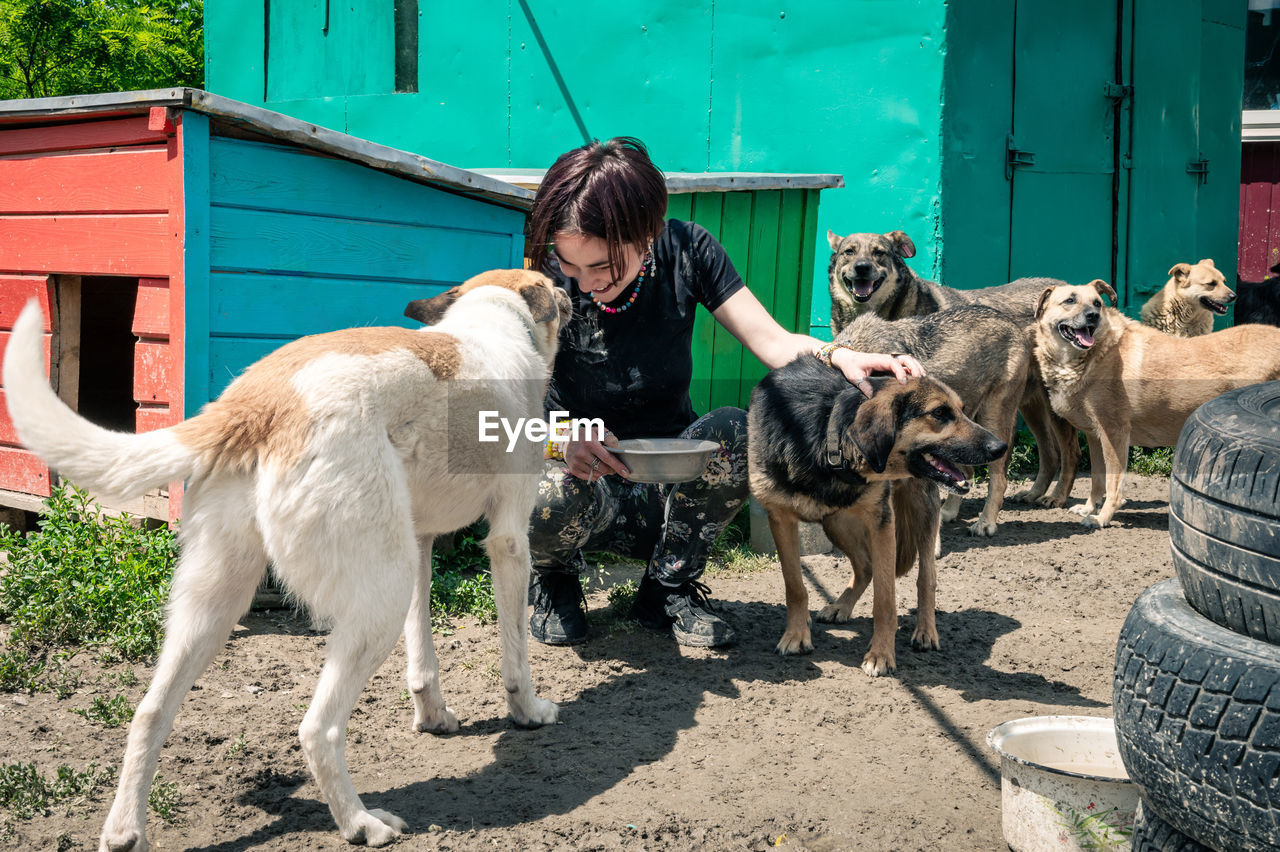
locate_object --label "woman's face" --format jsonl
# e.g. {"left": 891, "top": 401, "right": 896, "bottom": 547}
{"left": 552, "top": 232, "right": 645, "bottom": 303}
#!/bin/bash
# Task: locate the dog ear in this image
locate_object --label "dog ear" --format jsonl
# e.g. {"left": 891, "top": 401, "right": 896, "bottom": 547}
{"left": 824, "top": 388, "right": 862, "bottom": 467}
{"left": 827, "top": 229, "right": 842, "bottom": 251}
{"left": 885, "top": 230, "right": 916, "bottom": 259}
{"left": 519, "top": 283, "right": 560, "bottom": 324}
{"left": 1034, "top": 286, "right": 1055, "bottom": 320}
{"left": 1089, "top": 279, "right": 1118, "bottom": 306}
{"left": 1199, "top": 258, "right": 1215, "bottom": 268}
{"left": 404, "top": 287, "right": 460, "bottom": 325}
{"left": 1168, "top": 262, "right": 1191, "bottom": 281}
{"left": 852, "top": 388, "right": 899, "bottom": 475}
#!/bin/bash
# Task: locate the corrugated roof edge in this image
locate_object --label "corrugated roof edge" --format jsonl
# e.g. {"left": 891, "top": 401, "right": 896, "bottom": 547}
{"left": 0, "top": 88, "right": 535, "bottom": 211}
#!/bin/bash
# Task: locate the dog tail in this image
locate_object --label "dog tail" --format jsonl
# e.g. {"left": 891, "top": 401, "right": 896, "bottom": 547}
{"left": 3, "top": 301, "right": 199, "bottom": 501}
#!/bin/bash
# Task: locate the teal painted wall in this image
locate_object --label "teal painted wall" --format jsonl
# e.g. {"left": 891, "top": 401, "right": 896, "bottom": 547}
{"left": 205, "top": 0, "right": 950, "bottom": 336}
{"left": 188, "top": 132, "right": 526, "bottom": 407}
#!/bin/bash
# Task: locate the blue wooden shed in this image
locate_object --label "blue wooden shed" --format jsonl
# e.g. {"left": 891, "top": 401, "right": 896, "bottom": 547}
{"left": 0, "top": 88, "right": 531, "bottom": 519}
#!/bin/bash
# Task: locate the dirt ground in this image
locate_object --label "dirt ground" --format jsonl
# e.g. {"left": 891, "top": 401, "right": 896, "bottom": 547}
{"left": 0, "top": 474, "right": 1176, "bottom": 851}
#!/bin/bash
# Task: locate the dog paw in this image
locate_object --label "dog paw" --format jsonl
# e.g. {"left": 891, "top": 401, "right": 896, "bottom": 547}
{"left": 1080, "top": 514, "right": 1106, "bottom": 530}
{"left": 775, "top": 629, "right": 813, "bottom": 655}
{"left": 344, "top": 809, "right": 406, "bottom": 846}
{"left": 510, "top": 695, "right": 558, "bottom": 728}
{"left": 100, "top": 829, "right": 146, "bottom": 852}
{"left": 1008, "top": 488, "right": 1044, "bottom": 504}
{"left": 861, "top": 649, "right": 896, "bottom": 677}
{"left": 939, "top": 504, "right": 961, "bottom": 523}
{"left": 413, "top": 706, "right": 459, "bottom": 735}
{"left": 816, "top": 604, "right": 852, "bottom": 624}
{"left": 1068, "top": 503, "right": 1094, "bottom": 517}
{"left": 967, "top": 519, "right": 998, "bottom": 537}
{"left": 910, "top": 627, "right": 940, "bottom": 652}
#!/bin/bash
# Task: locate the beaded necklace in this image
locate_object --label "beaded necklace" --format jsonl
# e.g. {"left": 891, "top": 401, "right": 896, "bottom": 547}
{"left": 591, "top": 251, "right": 653, "bottom": 314}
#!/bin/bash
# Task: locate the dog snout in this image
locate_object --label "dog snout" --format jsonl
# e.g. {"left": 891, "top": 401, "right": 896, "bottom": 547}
{"left": 1084, "top": 309, "right": 1100, "bottom": 325}
{"left": 852, "top": 260, "right": 875, "bottom": 277}
{"left": 983, "top": 435, "right": 1008, "bottom": 462}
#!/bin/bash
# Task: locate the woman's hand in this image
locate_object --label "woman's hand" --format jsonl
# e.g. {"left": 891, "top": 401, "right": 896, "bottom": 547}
{"left": 829, "top": 348, "right": 925, "bottom": 397}
{"left": 563, "top": 427, "right": 630, "bottom": 481}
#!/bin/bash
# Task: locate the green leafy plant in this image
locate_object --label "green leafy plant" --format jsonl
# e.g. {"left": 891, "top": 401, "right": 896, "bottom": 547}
{"left": 71, "top": 693, "right": 133, "bottom": 728}
{"left": 430, "top": 523, "right": 497, "bottom": 625}
{"left": 147, "top": 775, "right": 181, "bottom": 823}
{"left": 0, "top": 761, "right": 114, "bottom": 819}
{"left": 1050, "top": 800, "right": 1133, "bottom": 850}
{"left": 0, "top": 485, "right": 177, "bottom": 694}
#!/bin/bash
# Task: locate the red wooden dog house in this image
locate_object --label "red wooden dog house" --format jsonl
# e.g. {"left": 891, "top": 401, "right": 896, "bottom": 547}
{"left": 0, "top": 89, "right": 532, "bottom": 521}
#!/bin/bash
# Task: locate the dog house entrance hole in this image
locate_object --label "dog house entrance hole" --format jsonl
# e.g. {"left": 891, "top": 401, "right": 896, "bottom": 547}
{"left": 56, "top": 276, "right": 140, "bottom": 433}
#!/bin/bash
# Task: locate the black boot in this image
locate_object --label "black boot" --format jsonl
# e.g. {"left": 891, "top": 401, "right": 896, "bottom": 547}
{"left": 529, "top": 572, "right": 589, "bottom": 645}
{"left": 630, "top": 574, "right": 735, "bottom": 648}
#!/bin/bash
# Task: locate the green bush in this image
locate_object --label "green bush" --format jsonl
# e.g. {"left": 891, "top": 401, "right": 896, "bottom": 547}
{"left": 0, "top": 486, "right": 177, "bottom": 692}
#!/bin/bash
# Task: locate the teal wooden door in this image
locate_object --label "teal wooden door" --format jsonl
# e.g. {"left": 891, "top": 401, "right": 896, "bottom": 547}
{"left": 1008, "top": 1, "right": 1122, "bottom": 291}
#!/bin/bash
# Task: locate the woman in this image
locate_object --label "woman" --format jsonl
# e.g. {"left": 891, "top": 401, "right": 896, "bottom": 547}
{"left": 527, "top": 137, "right": 921, "bottom": 648}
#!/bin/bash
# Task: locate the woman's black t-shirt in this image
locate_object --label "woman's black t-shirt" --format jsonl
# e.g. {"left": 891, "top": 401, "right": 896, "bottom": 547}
{"left": 545, "top": 219, "right": 745, "bottom": 439}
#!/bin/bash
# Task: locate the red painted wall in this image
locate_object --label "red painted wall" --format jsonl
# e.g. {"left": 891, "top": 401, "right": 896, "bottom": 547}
{"left": 0, "top": 112, "right": 184, "bottom": 510}
{"left": 1239, "top": 141, "right": 1280, "bottom": 283}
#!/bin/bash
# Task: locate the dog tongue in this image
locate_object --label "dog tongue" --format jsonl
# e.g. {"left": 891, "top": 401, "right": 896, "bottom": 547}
{"left": 1074, "top": 327, "right": 1095, "bottom": 347}
{"left": 853, "top": 282, "right": 875, "bottom": 298}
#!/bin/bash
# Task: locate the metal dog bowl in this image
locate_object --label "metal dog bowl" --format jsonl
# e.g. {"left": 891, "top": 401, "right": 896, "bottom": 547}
{"left": 988, "top": 716, "right": 1137, "bottom": 851}
{"left": 609, "top": 438, "right": 720, "bottom": 484}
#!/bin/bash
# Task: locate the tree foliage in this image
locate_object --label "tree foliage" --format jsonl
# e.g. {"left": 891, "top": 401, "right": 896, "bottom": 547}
{"left": 0, "top": 0, "right": 203, "bottom": 100}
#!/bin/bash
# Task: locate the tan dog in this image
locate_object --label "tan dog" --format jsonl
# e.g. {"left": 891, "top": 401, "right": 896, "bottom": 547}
{"left": 748, "top": 363, "right": 1006, "bottom": 676}
{"left": 1034, "top": 279, "right": 1280, "bottom": 528}
{"left": 1140, "top": 258, "right": 1236, "bottom": 337}
{"left": 3, "top": 269, "right": 571, "bottom": 849}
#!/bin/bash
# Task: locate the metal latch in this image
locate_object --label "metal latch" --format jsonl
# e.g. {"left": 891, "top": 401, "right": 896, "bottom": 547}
{"left": 1187, "top": 158, "right": 1209, "bottom": 185}
{"left": 1104, "top": 81, "right": 1133, "bottom": 100}
{"left": 1006, "top": 135, "right": 1035, "bottom": 180}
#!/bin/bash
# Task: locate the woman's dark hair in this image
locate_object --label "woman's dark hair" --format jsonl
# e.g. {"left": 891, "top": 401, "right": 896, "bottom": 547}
{"left": 526, "top": 137, "right": 668, "bottom": 280}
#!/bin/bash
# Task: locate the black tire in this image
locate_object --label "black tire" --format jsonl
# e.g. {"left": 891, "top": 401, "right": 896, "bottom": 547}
{"left": 1130, "top": 800, "right": 1216, "bottom": 852}
{"left": 1114, "top": 579, "right": 1280, "bottom": 851}
{"left": 1171, "top": 382, "right": 1280, "bottom": 643}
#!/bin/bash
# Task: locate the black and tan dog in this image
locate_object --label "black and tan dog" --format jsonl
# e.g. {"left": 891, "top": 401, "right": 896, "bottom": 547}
{"left": 748, "top": 362, "right": 1006, "bottom": 676}
{"left": 826, "top": 229, "right": 1080, "bottom": 511}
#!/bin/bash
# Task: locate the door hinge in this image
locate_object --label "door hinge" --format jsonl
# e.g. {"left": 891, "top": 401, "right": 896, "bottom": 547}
{"left": 1006, "top": 134, "right": 1035, "bottom": 180}
{"left": 1104, "top": 81, "right": 1133, "bottom": 101}
{"left": 1187, "top": 158, "right": 1209, "bottom": 185}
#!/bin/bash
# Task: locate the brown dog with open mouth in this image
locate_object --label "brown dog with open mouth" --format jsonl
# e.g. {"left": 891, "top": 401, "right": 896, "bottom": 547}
{"left": 748, "top": 360, "right": 1006, "bottom": 676}
{"left": 1139, "top": 258, "right": 1236, "bottom": 337}
{"left": 1035, "top": 279, "right": 1280, "bottom": 528}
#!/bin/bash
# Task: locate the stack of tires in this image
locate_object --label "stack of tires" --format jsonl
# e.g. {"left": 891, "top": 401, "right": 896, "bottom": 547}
{"left": 1114, "top": 382, "right": 1280, "bottom": 852}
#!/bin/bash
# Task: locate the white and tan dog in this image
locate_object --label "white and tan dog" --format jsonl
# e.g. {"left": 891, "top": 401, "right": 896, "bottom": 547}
{"left": 1139, "top": 258, "right": 1236, "bottom": 337}
{"left": 3, "top": 268, "right": 571, "bottom": 850}
{"left": 1034, "top": 279, "right": 1280, "bottom": 529}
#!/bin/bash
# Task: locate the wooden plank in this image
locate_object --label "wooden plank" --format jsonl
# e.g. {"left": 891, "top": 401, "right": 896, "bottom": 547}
{"left": 0, "top": 447, "right": 50, "bottom": 496}
{"left": 665, "top": 194, "right": 693, "bottom": 220}
{"left": 133, "top": 341, "right": 175, "bottom": 404}
{"left": 0, "top": 148, "right": 170, "bottom": 215}
{"left": 0, "top": 391, "right": 18, "bottom": 444}
{"left": 709, "top": 192, "right": 752, "bottom": 412}
{"left": 208, "top": 337, "right": 287, "bottom": 398}
{"left": 136, "top": 404, "right": 179, "bottom": 433}
{"left": 133, "top": 279, "right": 170, "bottom": 337}
{"left": 797, "top": 189, "right": 821, "bottom": 337}
{"left": 51, "top": 276, "right": 81, "bottom": 412}
{"left": 209, "top": 272, "right": 448, "bottom": 338}
{"left": 774, "top": 190, "right": 805, "bottom": 333}
{"left": 0, "top": 117, "right": 170, "bottom": 157}
{"left": 208, "top": 136, "right": 521, "bottom": 233}
{"left": 740, "top": 191, "right": 781, "bottom": 403}
{"left": 209, "top": 206, "right": 516, "bottom": 283}
{"left": 0, "top": 215, "right": 173, "bottom": 277}
{"left": 1238, "top": 145, "right": 1275, "bottom": 280}
{"left": 687, "top": 192, "right": 723, "bottom": 415}
{"left": 0, "top": 332, "right": 51, "bottom": 379}
{"left": 0, "top": 277, "right": 52, "bottom": 329}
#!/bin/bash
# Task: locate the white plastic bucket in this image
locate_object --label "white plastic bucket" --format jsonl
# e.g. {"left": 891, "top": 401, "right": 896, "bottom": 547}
{"left": 987, "top": 716, "right": 1138, "bottom": 851}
